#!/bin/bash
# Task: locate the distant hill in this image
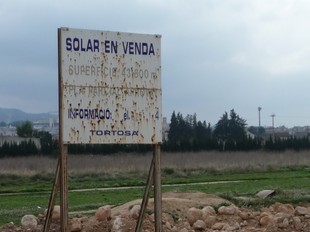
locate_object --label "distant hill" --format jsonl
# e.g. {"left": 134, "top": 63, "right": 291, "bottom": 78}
{"left": 0, "top": 107, "right": 58, "bottom": 123}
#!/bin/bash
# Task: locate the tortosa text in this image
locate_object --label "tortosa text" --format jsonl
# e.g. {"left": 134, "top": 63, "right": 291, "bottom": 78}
{"left": 90, "top": 129, "right": 139, "bottom": 136}
{"left": 65, "top": 37, "right": 155, "bottom": 55}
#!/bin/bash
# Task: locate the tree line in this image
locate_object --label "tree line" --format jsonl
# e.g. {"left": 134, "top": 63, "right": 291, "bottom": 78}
{"left": 0, "top": 121, "right": 58, "bottom": 158}
{"left": 163, "top": 110, "right": 310, "bottom": 152}
{"left": 163, "top": 110, "right": 259, "bottom": 151}
{"left": 1, "top": 110, "right": 310, "bottom": 157}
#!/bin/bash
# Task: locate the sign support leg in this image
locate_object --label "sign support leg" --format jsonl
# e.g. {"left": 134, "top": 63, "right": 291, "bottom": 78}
{"left": 58, "top": 28, "right": 68, "bottom": 232}
{"left": 43, "top": 156, "right": 60, "bottom": 232}
{"left": 135, "top": 156, "right": 154, "bottom": 232}
{"left": 60, "top": 144, "right": 68, "bottom": 232}
{"left": 154, "top": 144, "right": 162, "bottom": 232}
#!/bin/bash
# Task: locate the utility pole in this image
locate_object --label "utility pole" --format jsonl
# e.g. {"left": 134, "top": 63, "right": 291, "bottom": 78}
{"left": 258, "top": 107, "right": 262, "bottom": 135}
{"left": 271, "top": 114, "right": 275, "bottom": 138}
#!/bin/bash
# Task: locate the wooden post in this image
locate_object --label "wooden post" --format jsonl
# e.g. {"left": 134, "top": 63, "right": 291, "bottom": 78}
{"left": 135, "top": 156, "right": 154, "bottom": 232}
{"left": 60, "top": 144, "right": 68, "bottom": 232}
{"left": 58, "top": 28, "right": 68, "bottom": 232}
{"left": 43, "top": 157, "right": 60, "bottom": 232}
{"left": 153, "top": 144, "right": 162, "bottom": 232}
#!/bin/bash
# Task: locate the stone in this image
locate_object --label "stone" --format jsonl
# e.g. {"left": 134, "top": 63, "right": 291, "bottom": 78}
{"left": 201, "top": 206, "right": 216, "bottom": 216}
{"left": 279, "top": 218, "right": 289, "bottom": 228}
{"left": 21, "top": 215, "right": 37, "bottom": 227}
{"left": 259, "top": 215, "right": 275, "bottom": 227}
{"left": 130, "top": 205, "right": 141, "bottom": 219}
{"left": 274, "top": 212, "right": 291, "bottom": 223}
{"left": 293, "top": 216, "right": 303, "bottom": 230}
{"left": 280, "top": 203, "right": 295, "bottom": 215}
{"left": 256, "top": 190, "right": 275, "bottom": 199}
{"left": 259, "top": 211, "right": 269, "bottom": 218}
{"left": 240, "top": 220, "right": 248, "bottom": 227}
{"left": 231, "top": 222, "right": 241, "bottom": 230}
{"left": 112, "top": 216, "right": 123, "bottom": 231}
{"left": 70, "top": 218, "right": 82, "bottom": 232}
{"left": 218, "top": 204, "right": 239, "bottom": 215}
{"left": 187, "top": 207, "right": 202, "bottom": 226}
{"left": 193, "top": 220, "right": 206, "bottom": 230}
{"left": 180, "top": 229, "right": 188, "bottom": 232}
{"left": 165, "top": 221, "right": 172, "bottom": 230}
{"left": 239, "top": 210, "right": 254, "bottom": 220}
{"left": 53, "top": 205, "right": 61, "bottom": 221}
{"left": 295, "top": 206, "right": 310, "bottom": 216}
{"left": 95, "top": 205, "right": 111, "bottom": 222}
{"left": 212, "top": 222, "right": 230, "bottom": 230}
{"left": 203, "top": 215, "right": 216, "bottom": 228}
{"left": 272, "top": 203, "right": 295, "bottom": 215}
{"left": 44, "top": 205, "right": 60, "bottom": 221}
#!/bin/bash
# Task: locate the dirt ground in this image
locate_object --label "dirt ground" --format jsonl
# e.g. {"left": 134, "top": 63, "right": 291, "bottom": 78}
{"left": 1, "top": 191, "right": 310, "bottom": 232}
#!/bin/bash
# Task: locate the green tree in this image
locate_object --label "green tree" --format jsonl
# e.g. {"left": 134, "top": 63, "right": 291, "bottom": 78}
{"left": 214, "top": 109, "right": 247, "bottom": 150}
{"left": 193, "top": 120, "right": 213, "bottom": 150}
{"left": 168, "top": 111, "right": 178, "bottom": 145}
{"left": 167, "top": 111, "right": 193, "bottom": 151}
{"left": 229, "top": 109, "right": 247, "bottom": 140}
{"left": 33, "top": 131, "right": 55, "bottom": 154}
{"left": 166, "top": 111, "right": 215, "bottom": 151}
{"left": 16, "top": 121, "right": 34, "bottom": 137}
{"left": 213, "top": 111, "right": 230, "bottom": 141}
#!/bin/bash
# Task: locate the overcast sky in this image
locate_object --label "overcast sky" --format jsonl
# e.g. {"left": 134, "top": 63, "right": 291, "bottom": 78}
{"left": 1, "top": 0, "right": 310, "bottom": 128}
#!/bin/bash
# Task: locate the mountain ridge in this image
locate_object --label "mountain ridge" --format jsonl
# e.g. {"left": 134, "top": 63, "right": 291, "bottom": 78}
{"left": 0, "top": 107, "right": 58, "bottom": 123}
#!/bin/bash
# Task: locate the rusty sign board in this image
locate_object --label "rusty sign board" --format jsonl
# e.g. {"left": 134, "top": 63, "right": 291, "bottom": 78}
{"left": 58, "top": 28, "right": 162, "bottom": 144}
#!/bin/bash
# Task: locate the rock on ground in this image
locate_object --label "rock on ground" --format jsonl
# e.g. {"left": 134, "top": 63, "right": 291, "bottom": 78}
{"left": 3, "top": 192, "right": 310, "bottom": 232}
{"left": 21, "top": 215, "right": 37, "bottom": 227}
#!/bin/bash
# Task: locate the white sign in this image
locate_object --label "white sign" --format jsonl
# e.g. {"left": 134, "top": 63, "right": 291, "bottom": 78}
{"left": 58, "top": 28, "right": 162, "bottom": 144}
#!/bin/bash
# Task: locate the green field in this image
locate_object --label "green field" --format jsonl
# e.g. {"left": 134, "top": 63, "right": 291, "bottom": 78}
{"left": 1, "top": 165, "right": 310, "bottom": 225}
{"left": 1, "top": 151, "right": 310, "bottom": 226}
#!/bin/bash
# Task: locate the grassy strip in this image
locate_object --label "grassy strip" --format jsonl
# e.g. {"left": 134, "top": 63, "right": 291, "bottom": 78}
{"left": 0, "top": 189, "right": 144, "bottom": 226}
{"left": 0, "top": 192, "right": 49, "bottom": 226}
{"left": 1, "top": 166, "right": 310, "bottom": 225}
{"left": 2, "top": 166, "right": 310, "bottom": 193}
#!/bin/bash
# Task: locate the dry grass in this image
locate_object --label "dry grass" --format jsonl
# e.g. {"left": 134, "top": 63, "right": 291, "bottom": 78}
{"left": 0, "top": 156, "right": 57, "bottom": 176}
{"left": 162, "top": 150, "right": 310, "bottom": 171}
{"left": 1, "top": 150, "right": 310, "bottom": 176}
